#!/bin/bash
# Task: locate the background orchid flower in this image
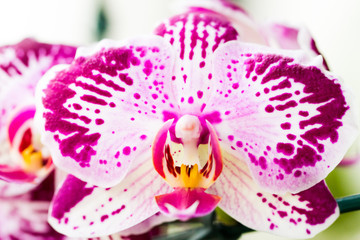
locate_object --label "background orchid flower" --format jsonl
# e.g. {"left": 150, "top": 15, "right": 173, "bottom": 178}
{"left": 34, "top": 0, "right": 358, "bottom": 238}
{"left": 0, "top": 38, "right": 76, "bottom": 196}
{"left": 0, "top": 173, "right": 71, "bottom": 240}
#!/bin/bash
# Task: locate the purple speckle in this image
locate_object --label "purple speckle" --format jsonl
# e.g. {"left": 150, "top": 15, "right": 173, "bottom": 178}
{"left": 259, "top": 156, "right": 267, "bottom": 170}
{"left": 299, "top": 111, "right": 309, "bottom": 117}
{"left": 232, "top": 83, "right": 239, "bottom": 89}
{"left": 268, "top": 203, "right": 277, "bottom": 210}
{"left": 281, "top": 122, "right": 291, "bottom": 130}
{"left": 277, "top": 143, "right": 295, "bottom": 156}
{"left": 294, "top": 170, "right": 302, "bottom": 177}
{"left": 73, "top": 103, "right": 82, "bottom": 110}
{"left": 278, "top": 211, "right": 288, "bottom": 218}
{"left": 236, "top": 141, "right": 243, "bottom": 148}
{"left": 111, "top": 205, "right": 126, "bottom": 215}
{"left": 265, "top": 105, "right": 274, "bottom": 113}
{"left": 188, "top": 96, "right": 194, "bottom": 104}
{"left": 122, "top": 146, "right": 131, "bottom": 155}
{"left": 270, "top": 223, "right": 275, "bottom": 230}
{"left": 95, "top": 119, "right": 104, "bottom": 125}
{"left": 134, "top": 93, "right": 141, "bottom": 99}
{"left": 287, "top": 134, "right": 296, "bottom": 140}
{"left": 101, "top": 215, "right": 109, "bottom": 222}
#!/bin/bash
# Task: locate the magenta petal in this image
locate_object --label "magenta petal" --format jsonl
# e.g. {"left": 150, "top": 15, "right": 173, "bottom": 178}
{"left": 0, "top": 38, "right": 76, "bottom": 137}
{"left": 0, "top": 165, "right": 36, "bottom": 182}
{"left": 210, "top": 41, "right": 358, "bottom": 193}
{"left": 154, "top": 9, "right": 240, "bottom": 113}
{"left": 155, "top": 188, "right": 221, "bottom": 221}
{"left": 48, "top": 154, "right": 171, "bottom": 237}
{"left": 262, "top": 23, "right": 329, "bottom": 70}
{"left": 35, "top": 36, "right": 176, "bottom": 188}
{"left": 179, "top": 0, "right": 267, "bottom": 45}
{"left": 208, "top": 151, "right": 339, "bottom": 238}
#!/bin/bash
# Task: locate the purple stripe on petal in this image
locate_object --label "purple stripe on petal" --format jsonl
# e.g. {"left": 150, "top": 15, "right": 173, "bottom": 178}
{"left": 37, "top": 37, "right": 173, "bottom": 187}
{"left": 211, "top": 41, "right": 358, "bottom": 193}
{"left": 209, "top": 152, "right": 339, "bottom": 239}
{"left": 51, "top": 175, "right": 95, "bottom": 221}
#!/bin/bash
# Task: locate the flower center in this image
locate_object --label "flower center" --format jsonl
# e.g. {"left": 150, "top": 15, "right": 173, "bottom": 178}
{"left": 152, "top": 114, "right": 223, "bottom": 219}
{"left": 7, "top": 106, "right": 50, "bottom": 172}
{"left": 21, "top": 144, "right": 43, "bottom": 172}
{"left": 153, "top": 114, "right": 222, "bottom": 189}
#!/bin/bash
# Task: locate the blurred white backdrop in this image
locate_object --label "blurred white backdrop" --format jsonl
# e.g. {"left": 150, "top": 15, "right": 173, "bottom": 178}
{"left": 0, "top": 0, "right": 359, "bottom": 239}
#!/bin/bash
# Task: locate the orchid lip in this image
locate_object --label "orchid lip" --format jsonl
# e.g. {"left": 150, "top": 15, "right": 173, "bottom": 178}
{"left": 153, "top": 115, "right": 223, "bottom": 189}
{"left": 152, "top": 115, "right": 223, "bottom": 218}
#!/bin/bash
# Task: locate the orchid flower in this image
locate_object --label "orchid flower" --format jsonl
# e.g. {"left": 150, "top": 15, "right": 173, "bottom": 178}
{"left": 0, "top": 173, "right": 71, "bottom": 240}
{"left": 0, "top": 38, "right": 76, "bottom": 196}
{"left": 35, "top": 0, "right": 358, "bottom": 238}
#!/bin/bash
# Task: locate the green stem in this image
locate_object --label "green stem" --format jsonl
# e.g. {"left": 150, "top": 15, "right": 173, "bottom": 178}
{"left": 337, "top": 194, "right": 360, "bottom": 214}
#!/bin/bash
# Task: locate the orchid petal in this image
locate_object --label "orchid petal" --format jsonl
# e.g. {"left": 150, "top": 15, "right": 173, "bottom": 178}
{"left": 154, "top": 10, "right": 239, "bottom": 113}
{"left": 208, "top": 151, "right": 339, "bottom": 238}
{"left": 48, "top": 153, "right": 171, "bottom": 238}
{"left": 0, "top": 39, "right": 75, "bottom": 194}
{"left": 206, "top": 41, "right": 358, "bottom": 194}
{"left": 0, "top": 173, "right": 64, "bottom": 240}
{"left": 262, "top": 23, "right": 329, "bottom": 70}
{"left": 341, "top": 135, "right": 360, "bottom": 166}
{"left": 0, "top": 38, "right": 76, "bottom": 138}
{"left": 0, "top": 165, "right": 36, "bottom": 182}
{"left": 177, "top": 0, "right": 267, "bottom": 45}
{"left": 35, "top": 36, "right": 177, "bottom": 187}
{"left": 0, "top": 163, "right": 53, "bottom": 197}
{"left": 0, "top": 198, "right": 62, "bottom": 240}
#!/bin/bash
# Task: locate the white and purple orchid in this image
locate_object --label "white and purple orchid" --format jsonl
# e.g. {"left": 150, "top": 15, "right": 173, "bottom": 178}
{"left": 0, "top": 173, "right": 69, "bottom": 240}
{"left": 34, "top": 0, "right": 358, "bottom": 238}
{"left": 0, "top": 38, "right": 76, "bottom": 196}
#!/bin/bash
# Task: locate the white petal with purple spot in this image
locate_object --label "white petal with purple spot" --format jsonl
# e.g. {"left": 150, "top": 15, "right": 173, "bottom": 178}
{"left": 208, "top": 150, "right": 339, "bottom": 239}
{"left": 36, "top": 36, "right": 177, "bottom": 187}
{"left": 207, "top": 41, "right": 358, "bottom": 193}
{"left": 48, "top": 153, "right": 171, "bottom": 237}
